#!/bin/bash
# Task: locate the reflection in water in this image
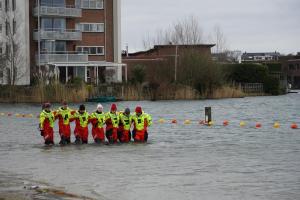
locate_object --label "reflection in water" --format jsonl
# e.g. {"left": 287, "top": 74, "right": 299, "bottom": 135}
{"left": 0, "top": 94, "right": 300, "bottom": 200}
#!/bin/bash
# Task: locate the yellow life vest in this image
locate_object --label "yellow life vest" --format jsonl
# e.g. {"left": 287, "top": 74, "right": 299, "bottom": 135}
{"left": 106, "top": 112, "right": 119, "bottom": 128}
{"left": 40, "top": 110, "right": 55, "bottom": 128}
{"left": 91, "top": 111, "right": 106, "bottom": 128}
{"left": 133, "top": 113, "right": 147, "bottom": 131}
{"left": 58, "top": 107, "right": 72, "bottom": 125}
{"left": 120, "top": 113, "right": 132, "bottom": 131}
{"left": 75, "top": 111, "right": 89, "bottom": 128}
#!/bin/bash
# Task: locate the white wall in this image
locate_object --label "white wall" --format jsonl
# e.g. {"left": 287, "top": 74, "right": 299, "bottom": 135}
{"left": 113, "top": 0, "right": 122, "bottom": 82}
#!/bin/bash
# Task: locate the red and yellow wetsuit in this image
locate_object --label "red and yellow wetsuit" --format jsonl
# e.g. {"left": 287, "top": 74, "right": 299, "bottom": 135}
{"left": 39, "top": 110, "right": 56, "bottom": 145}
{"left": 89, "top": 111, "right": 106, "bottom": 143}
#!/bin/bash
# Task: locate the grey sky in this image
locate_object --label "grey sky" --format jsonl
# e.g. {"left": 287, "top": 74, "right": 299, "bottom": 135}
{"left": 121, "top": 0, "right": 300, "bottom": 54}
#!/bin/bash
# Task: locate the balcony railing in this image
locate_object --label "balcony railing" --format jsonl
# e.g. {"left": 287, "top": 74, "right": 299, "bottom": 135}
{"left": 33, "top": 29, "right": 82, "bottom": 41}
{"left": 33, "top": 5, "right": 82, "bottom": 18}
{"left": 36, "top": 52, "right": 89, "bottom": 64}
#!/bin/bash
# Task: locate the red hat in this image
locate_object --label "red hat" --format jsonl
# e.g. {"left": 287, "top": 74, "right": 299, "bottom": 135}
{"left": 135, "top": 106, "right": 142, "bottom": 113}
{"left": 111, "top": 103, "right": 117, "bottom": 111}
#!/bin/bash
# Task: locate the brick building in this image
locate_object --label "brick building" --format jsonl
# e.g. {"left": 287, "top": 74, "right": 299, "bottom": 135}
{"left": 0, "top": 0, "right": 122, "bottom": 85}
{"left": 122, "top": 44, "right": 215, "bottom": 82}
{"left": 281, "top": 53, "right": 300, "bottom": 89}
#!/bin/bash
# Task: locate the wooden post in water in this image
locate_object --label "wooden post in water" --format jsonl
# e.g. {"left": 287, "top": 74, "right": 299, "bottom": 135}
{"left": 205, "top": 107, "right": 212, "bottom": 123}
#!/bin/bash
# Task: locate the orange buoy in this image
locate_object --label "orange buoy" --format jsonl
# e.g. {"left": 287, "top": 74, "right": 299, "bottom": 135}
{"left": 223, "top": 120, "right": 229, "bottom": 126}
{"left": 171, "top": 119, "right": 177, "bottom": 124}
{"left": 255, "top": 123, "right": 262, "bottom": 128}
{"left": 291, "top": 123, "right": 298, "bottom": 129}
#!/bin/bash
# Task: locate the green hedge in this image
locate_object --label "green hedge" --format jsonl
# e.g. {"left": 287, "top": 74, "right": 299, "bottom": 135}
{"left": 264, "top": 63, "right": 282, "bottom": 72}
{"left": 263, "top": 76, "right": 280, "bottom": 95}
{"left": 223, "top": 63, "right": 281, "bottom": 95}
{"left": 223, "top": 63, "right": 268, "bottom": 83}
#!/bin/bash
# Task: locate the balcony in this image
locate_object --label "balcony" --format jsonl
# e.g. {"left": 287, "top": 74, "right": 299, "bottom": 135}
{"left": 33, "top": 5, "right": 82, "bottom": 18}
{"left": 36, "top": 52, "right": 88, "bottom": 65}
{"left": 33, "top": 29, "right": 82, "bottom": 41}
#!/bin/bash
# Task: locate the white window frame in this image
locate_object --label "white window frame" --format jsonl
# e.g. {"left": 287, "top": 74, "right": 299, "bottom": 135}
{"left": 81, "top": 0, "right": 104, "bottom": 9}
{"left": 76, "top": 46, "right": 104, "bottom": 55}
{"left": 76, "top": 23, "right": 104, "bottom": 33}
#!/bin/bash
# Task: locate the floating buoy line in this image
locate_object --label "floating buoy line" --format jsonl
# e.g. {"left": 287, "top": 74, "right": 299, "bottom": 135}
{"left": 0, "top": 112, "right": 298, "bottom": 130}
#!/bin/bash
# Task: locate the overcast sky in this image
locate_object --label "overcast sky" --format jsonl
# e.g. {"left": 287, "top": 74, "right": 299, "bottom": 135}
{"left": 121, "top": 0, "right": 300, "bottom": 54}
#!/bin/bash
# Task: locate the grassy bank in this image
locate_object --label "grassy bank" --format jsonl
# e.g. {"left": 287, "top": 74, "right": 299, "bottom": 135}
{"left": 0, "top": 83, "right": 89, "bottom": 103}
{"left": 0, "top": 83, "right": 246, "bottom": 103}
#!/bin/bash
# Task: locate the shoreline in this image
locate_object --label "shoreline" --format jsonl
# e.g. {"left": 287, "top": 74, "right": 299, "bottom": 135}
{"left": 0, "top": 173, "right": 95, "bottom": 200}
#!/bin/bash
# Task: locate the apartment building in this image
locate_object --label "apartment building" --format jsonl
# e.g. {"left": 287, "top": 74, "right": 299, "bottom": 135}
{"left": 0, "top": 0, "right": 122, "bottom": 85}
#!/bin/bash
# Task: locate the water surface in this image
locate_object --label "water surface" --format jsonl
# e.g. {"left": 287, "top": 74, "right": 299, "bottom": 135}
{"left": 0, "top": 94, "right": 299, "bottom": 200}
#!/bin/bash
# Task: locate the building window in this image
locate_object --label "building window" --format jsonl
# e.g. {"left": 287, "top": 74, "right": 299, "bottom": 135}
{"left": 76, "top": 46, "right": 104, "bottom": 55}
{"left": 76, "top": 23, "right": 104, "bottom": 32}
{"left": 40, "top": 0, "right": 65, "bottom": 7}
{"left": 41, "top": 18, "right": 66, "bottom": 31}
{"left": 0, "top": 1, "right": 2, "bottom": 10}
{"left": 81, "top": 0, "right": 103, "bottom": 9}
{"left": 289, "top": 64, "right": 295, "bottom": 70}
{"left": 0, "top": 46, "right": 2, "bottom": 54}
{"left": 0, "top": 24, "right": 2, "bottom": 33}
{"left": 41, "top": 41, "right": 66, "bottom": 53}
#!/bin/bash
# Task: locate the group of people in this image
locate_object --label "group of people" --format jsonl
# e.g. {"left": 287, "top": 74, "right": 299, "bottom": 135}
{"left": 39, "top": 102, "right": 152, "bottom": 145}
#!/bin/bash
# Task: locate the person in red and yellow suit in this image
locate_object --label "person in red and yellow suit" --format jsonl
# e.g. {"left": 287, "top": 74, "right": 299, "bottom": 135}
{"left": 89, "top": 104, "right": 106, "bottom": 144}
{"left": 132, "top": 106, "right": 152, "bottom": 142}
{"left": 55, "top": 101, "right": 75, "bottom": 145}
{"left": 118, "top": 108, "right": 132, "bottom": 143}
{"left": 39, "top": 103, "right": 56, "bottom": 145}
{"left": 105, "top": 104, "right": 119, "bottom": 144}
{"left": 73, "top": 104, "right": 90, "bottom": 144}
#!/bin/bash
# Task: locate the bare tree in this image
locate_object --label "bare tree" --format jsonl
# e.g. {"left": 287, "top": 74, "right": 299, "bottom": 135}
{"left": 143, "top": 15, "right": 204, "bottom": 49}
{"left": 0, "top": 7, "right": 26, "bottom": 85}
{"left": 211, "top": 24, "right": 227, "bottom": 54}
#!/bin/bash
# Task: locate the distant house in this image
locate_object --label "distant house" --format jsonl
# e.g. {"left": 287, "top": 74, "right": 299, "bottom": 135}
{"left": 212, "top": 50, "right": 242, "bottom": 63}
{"left": 122, "top": 44, "right": 215, "bottom": 82}
{"left": 242, "top": 52, "right": 281, "bottom": 63}
{"left": 280, "top": 53, "right": 300, "bottom": 89}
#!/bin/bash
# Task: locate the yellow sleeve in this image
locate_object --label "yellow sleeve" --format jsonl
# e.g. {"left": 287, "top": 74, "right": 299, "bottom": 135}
{"left": 89, "top": 113, "right": 94, "bottom": 120}
{"left": 146, "top": 114, "right": 152, "bottom": 126}
{"left": 102, "top": 114, "right": 106, "bottom": 125}
{"left": 105, "top": 112, "right": 111, "bottom": 120}
{"left": 39, "top": 112, "right": 45, "bottom": 129}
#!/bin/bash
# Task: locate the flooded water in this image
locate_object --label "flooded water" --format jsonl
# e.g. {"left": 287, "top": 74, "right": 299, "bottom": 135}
{"left": 0, "top": 94, "right": 300, "bottom": 200}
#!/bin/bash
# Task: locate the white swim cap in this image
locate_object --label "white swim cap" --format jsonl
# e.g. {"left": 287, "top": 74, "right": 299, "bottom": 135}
{"left": 97, "top": 104, "right": 103, "bottom": 111}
